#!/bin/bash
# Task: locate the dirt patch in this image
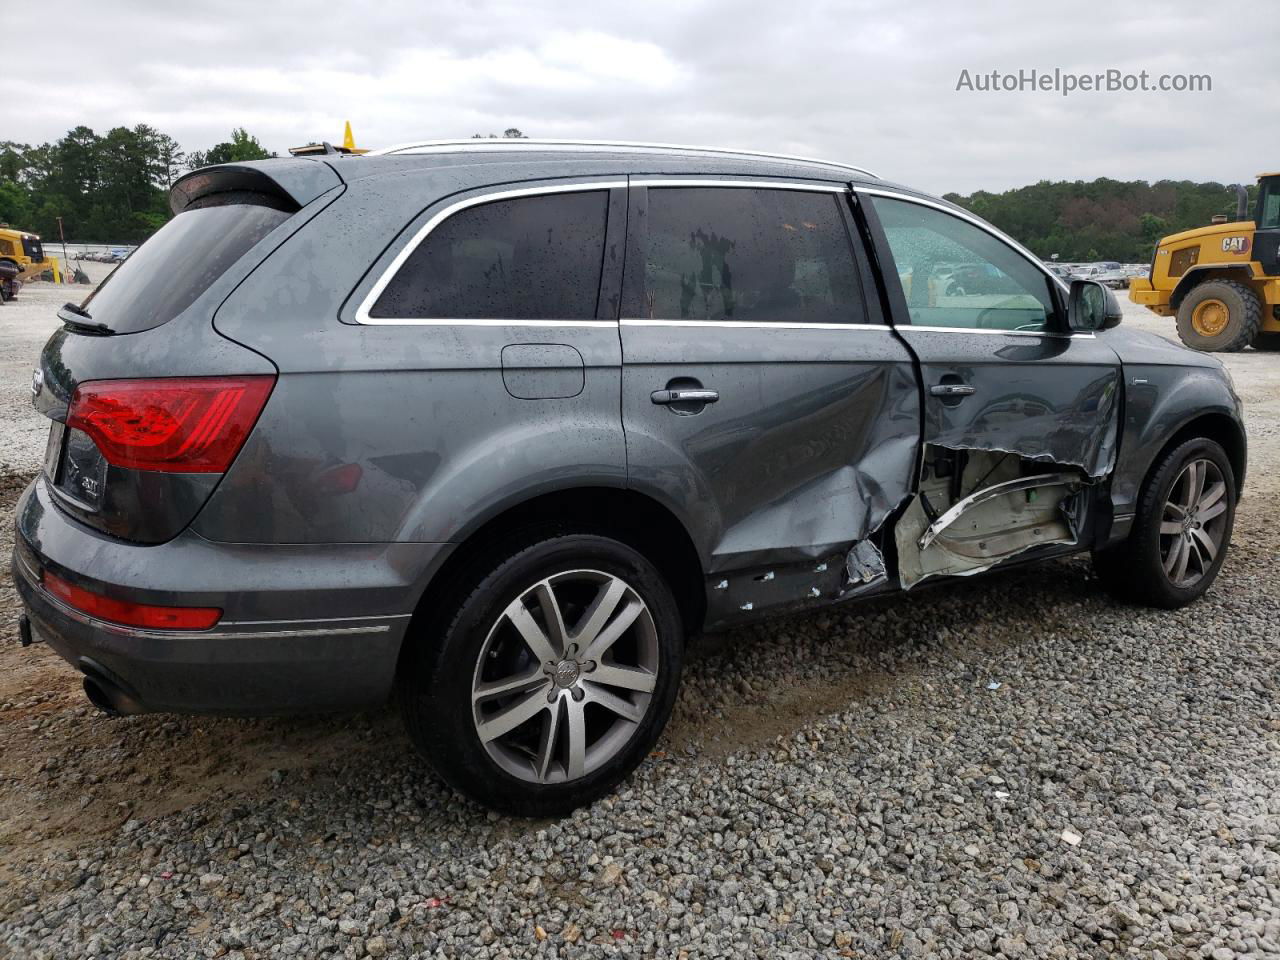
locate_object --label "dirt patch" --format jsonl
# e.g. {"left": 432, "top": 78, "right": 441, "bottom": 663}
{"left": 0, "top": 466, "right": 408, "bottom": 888}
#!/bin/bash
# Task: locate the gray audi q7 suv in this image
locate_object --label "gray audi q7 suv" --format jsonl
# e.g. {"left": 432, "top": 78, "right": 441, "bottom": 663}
{"left": 13, "top": 140, "right": 1245, "bottom": 815}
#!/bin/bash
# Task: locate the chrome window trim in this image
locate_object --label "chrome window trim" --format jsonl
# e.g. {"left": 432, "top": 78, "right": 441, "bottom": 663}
{"left": 367, "top": 138, "right": 877, "bottom": 179}
{"left": 905, "top": 325, "right": 1096, "bottom": 339}
{"left": 621, "top": 319, "right": 887, "bottom": 330}
{"left": 620, "top": 319, "right": 1091, "bottom": 338}
{"left": 353, "top": 180, "right": 627, "bottom": 326}
{"left": 634, "top": 178, "right": 845, "bottom": 192}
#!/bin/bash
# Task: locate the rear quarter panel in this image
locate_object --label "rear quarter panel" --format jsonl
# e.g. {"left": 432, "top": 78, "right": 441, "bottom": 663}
{"left": 197, "top": 174, "right": 628, "bottom": 545}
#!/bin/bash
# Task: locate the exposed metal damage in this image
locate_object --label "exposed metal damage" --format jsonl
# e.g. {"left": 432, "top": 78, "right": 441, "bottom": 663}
{"left": 895, "top": 446, "right": 1091, "bottom": 589}
{"left": 703, "top": 365, "right": 1123, "bottom": 620}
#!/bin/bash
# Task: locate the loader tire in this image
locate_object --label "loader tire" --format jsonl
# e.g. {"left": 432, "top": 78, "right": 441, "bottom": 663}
{"left": 1175, "top": 279, "right": 1261, "bottom": 352}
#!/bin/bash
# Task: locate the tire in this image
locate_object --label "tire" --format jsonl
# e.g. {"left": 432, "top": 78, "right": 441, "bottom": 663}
{"left": 1250, "top": 331, "right": 1280, "bottom": 351}
{"left": 1093, "top": 437, "right": 1235, "bottom": 608}
{"left": 398, "top": 533, "right": 684, "bottom": 816}
{"left": 1175, "top": 279, "right": 1261, "bottom": 352}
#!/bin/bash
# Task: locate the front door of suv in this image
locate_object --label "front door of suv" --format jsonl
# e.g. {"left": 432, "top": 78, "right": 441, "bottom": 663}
{"left": 860, "top": 189, "right": 1122, "bottom": 480}
{"left": 618, "top": 180, "right": 920, "bottom": 609}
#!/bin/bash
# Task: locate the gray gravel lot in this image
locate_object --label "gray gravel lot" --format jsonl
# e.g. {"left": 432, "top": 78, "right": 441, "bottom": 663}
{"left": 0, "top": 280, "right": 1278, "bottom": 959}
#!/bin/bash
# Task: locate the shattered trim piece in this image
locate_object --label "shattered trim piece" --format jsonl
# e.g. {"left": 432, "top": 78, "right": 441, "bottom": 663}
{"left": 844, "top": 539, "right": 886, "bottom": 586}
{"left": 917, "top": 472, "right": 1081, "bottom": 551}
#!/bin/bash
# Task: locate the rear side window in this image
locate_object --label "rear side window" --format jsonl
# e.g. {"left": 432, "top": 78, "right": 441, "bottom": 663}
{"left": 635, "top": 187, "right": 864, "bottom": 324}
{"left": 82, "top": 203, "right": 291, "bottom": 334}
{"left": 369, "top": 191, "right": 609, "bottom": 320}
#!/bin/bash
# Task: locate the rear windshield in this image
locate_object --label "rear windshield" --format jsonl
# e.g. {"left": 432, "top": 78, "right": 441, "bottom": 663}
{"left": 22, "top": 236, "right": 43, "bottom": 261}
{"left": 80, "top": 204, "right": 291, "bottom": 334}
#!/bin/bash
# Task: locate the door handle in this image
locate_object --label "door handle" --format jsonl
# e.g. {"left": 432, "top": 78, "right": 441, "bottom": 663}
{"left": 651, "top": 388, "right": 719, "bottom": 405}
{"left": 929, "top": 383, "right": 976, "bottom": 398}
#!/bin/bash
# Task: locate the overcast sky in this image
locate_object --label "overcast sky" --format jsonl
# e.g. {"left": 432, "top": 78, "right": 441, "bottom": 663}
{"left": 8, "top": 0, "right": 1277, "bottom": 194}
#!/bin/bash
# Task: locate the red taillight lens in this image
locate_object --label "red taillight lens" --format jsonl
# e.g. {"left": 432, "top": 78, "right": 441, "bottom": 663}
{"left": 67, "top": 376, "right": 275, "bottom": 473}
{"left": 43, "top": 572, "right": 221, "bottom": 630}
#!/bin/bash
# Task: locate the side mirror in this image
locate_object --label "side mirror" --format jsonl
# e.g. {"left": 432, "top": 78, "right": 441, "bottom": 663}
{"left": 1068, "top": 279, "right": 1122, "bottom": 332}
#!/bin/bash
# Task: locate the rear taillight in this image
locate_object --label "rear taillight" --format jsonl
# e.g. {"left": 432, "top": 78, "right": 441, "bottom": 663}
{"left": 66, "top": 376, "right": 275, "bottom": 473}
{"left": 43, "top": 572, "right": 221, "bottom": 630}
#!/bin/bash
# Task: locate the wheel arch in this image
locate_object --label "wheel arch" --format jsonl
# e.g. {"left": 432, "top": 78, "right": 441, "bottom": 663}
{"left": 1147, "top": 411, "right": 1247, "bottom": 501}
{"left": 1170, "top": 265, "right": 1259, "bottom": 310}
{"left": 399, "top": 487, "right": 707, "bottom": 668}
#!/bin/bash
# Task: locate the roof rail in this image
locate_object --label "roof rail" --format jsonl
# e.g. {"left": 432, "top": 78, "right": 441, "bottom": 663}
{"left": 366, "top": 138, "right": 878, "bottom": 179}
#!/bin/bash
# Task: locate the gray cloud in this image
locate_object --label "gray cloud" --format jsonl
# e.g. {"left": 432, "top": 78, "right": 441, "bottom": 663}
{"left": 7, "top": 0, "right": 1276, "bottom": 194}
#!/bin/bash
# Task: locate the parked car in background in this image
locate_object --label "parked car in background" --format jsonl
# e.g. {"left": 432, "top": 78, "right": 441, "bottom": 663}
{"left": 13, "top": 141, "right": 1247, "bottom": 815}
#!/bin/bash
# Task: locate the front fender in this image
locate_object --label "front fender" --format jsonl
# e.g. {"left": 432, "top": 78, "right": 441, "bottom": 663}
{"left": 1111, "top": 361, "right": 1244, "bottom": 517}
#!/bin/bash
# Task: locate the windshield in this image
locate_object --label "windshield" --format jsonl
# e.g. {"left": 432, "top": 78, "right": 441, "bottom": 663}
{"left": 81, "top": 203, "right": 291, "bottom": 333}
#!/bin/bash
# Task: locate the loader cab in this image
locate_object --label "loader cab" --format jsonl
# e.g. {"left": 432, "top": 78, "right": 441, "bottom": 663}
{"left": 1255, "top": 174, "right": 1280, "bottom": 276}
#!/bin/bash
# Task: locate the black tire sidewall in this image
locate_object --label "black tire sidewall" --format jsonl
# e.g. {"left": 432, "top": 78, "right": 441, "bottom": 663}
{"left": 1176, "top": 281, "right": 1260, "bottom": 352}
{"left": 1129, "top": 438, "right": 1235, "bottom": 607}
{"left": 400, "top": 534, "right": 684, "bottom": 817}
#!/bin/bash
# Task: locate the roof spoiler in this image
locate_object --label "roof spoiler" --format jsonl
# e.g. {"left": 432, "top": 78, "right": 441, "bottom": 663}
{"left": 169, "top": 158, "right": 343, "bottom": 216}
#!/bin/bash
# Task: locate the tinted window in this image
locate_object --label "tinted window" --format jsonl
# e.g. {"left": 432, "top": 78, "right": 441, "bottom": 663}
{"left": 871, "top": 197, "right": 1056, "bottom": 332}
{"left": 22, "top": 236, "right": 44, "bottom": 261}
{"left": 637, "top": 187, "right": 864, "bottom": 324}
{"left": 370, "top": 191, "right": 608, "bottom": 320}
{"left": 82, "top": 204, "right": 291, "bottom": 334}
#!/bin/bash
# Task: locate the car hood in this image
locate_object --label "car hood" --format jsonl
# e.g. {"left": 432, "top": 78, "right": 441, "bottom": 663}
{"left": 1102, "top": 326, "right": 1225, "bottom": 369}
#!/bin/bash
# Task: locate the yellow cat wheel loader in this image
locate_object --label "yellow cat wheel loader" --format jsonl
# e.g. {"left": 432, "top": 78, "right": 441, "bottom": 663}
{"left": 1130, "top": 174, "right": 1280, "bottom": 351}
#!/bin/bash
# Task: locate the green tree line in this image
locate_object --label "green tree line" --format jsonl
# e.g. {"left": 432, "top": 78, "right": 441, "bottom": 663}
{"left": 0, "top": 126, "right": 272, "bottom": 245}
{"left": 0, "top": 124, "right": 1253, "bottom": 259}
{"left": 944, "top": 178, "right": 1256, "bottom": 263}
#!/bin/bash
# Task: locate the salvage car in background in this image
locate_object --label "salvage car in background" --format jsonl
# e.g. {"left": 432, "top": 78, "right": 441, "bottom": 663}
{"left": 14, "top": 142, "right": 1246, "bottom": 815}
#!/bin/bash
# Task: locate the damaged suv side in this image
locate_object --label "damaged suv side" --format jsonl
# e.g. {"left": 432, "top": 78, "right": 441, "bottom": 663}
{"left": 14, "top": 143, "right": 1245, "bottom": 816}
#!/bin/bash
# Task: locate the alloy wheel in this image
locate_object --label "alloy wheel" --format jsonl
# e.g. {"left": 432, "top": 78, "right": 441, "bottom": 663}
{"left": 1159, "top": 458, "right": 1228, "bottom": 588}
{"left": 471, "top": 569, "right": 659, "bottom": 784}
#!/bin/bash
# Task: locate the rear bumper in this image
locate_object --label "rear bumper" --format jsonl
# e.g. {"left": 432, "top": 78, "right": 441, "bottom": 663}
{"left": 12, "top": 477, "right": 452, "bottom": 715}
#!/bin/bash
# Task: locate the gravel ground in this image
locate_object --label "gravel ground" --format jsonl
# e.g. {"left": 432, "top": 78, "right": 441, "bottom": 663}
{"left": 0, "top": 280, "right": 1278, "bottom": 959}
